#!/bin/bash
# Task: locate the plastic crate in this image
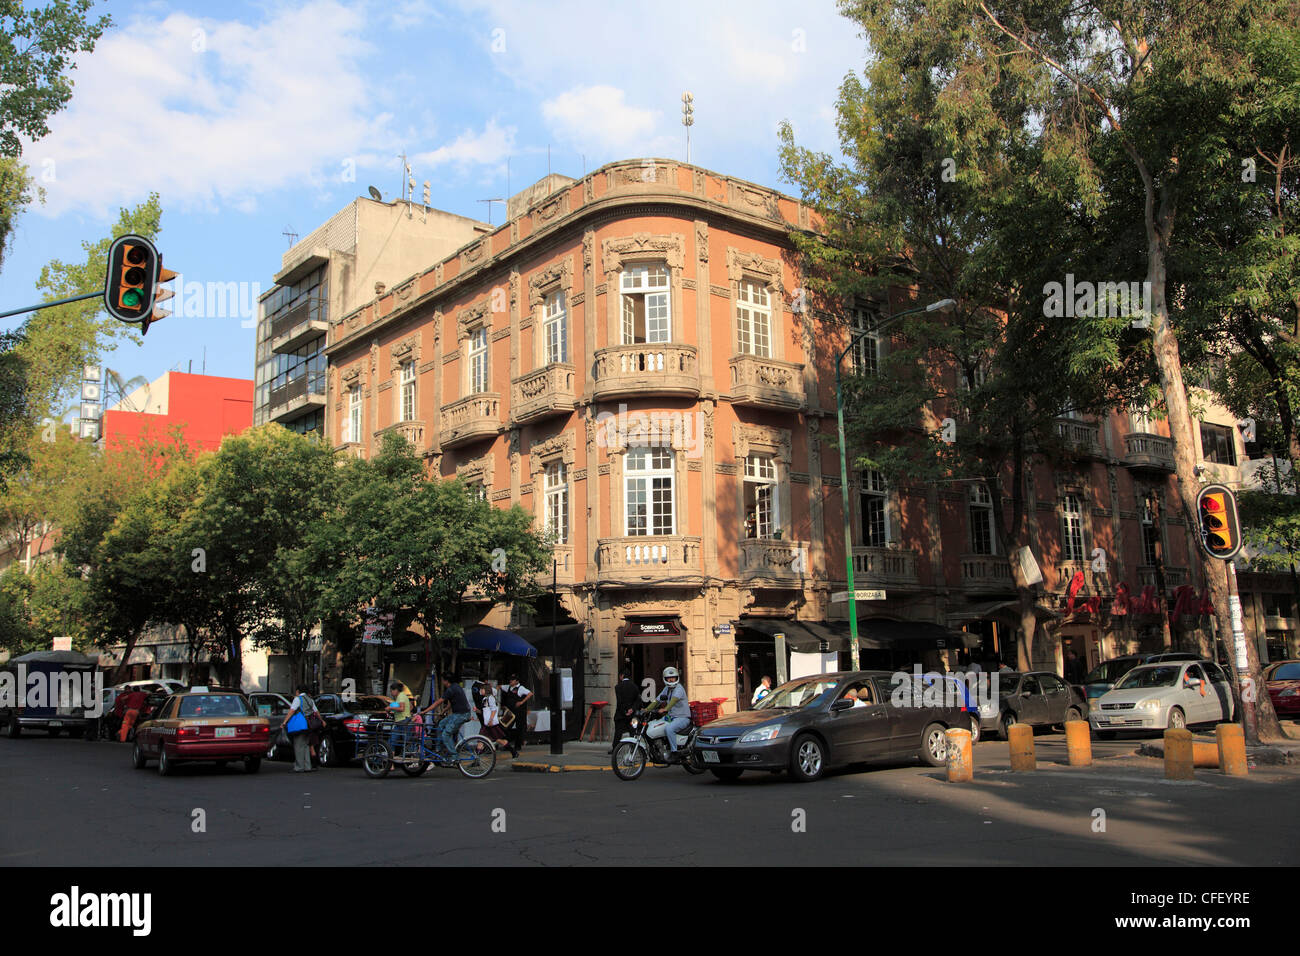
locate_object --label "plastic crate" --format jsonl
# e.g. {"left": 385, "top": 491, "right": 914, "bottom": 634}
{"left": 689, "top": 701, "right": 721, "bottom": 726}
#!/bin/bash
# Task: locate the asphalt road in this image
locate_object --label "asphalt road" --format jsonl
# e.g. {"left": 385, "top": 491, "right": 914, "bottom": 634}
{"left": 3, "top": 732, "right": 1297, "bottom": 866}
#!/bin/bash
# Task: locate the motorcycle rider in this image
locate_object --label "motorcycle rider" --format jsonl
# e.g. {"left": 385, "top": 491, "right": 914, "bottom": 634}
{"left": 647, "top": 666, "right": 691, "bottom": 763}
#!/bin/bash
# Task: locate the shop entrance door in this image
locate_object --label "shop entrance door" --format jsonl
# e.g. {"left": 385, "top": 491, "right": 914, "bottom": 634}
{"left": 620, "top": 641, "right": 685, "bottom": 703}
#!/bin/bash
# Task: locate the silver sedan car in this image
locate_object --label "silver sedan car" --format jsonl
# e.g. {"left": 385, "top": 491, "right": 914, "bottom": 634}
{"left": 1090, "top": 660, "right": 1235, "bottom": 737}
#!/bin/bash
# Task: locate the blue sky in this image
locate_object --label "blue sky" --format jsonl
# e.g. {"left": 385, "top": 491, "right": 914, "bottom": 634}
{"left": 3, "top": 0, "right": 866, "bottom": 388}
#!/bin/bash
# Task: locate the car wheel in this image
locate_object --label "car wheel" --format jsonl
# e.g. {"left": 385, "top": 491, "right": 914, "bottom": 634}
{"left": 967, "top": 714, "right": 981, "bottom": 745}
{"left": 244, "top": 757, "right": 261, "bottom": 774}
{"left": 158, "top": 746, "right": 172, "bottom": 776}
{"left": 789, "top": 734, "right": 826, "bottom": 782}
{"left": 1065, "top": 707, "right": 1083, "bottom": 724}
{"left": 317, "top": 736, "right": 334, "bottom": 768}
{"left": 710, "top": 768, "right": 743, "bottom": 782}
{"left": 920, "top": 722, "right": 950, "bottom": 767}
{"left": 1167, "top": 707, "right": 1186, "bottom": 730}
{"left": 132, "top": 742, "right": 147, "bottom": 769}
{"left": 999, "top": 712, "right": 1017, "bottom": 740}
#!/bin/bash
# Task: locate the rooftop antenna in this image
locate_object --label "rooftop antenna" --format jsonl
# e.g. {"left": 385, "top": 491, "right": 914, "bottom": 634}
{"left": 477, "top": 198, "right": 505, "bottom": 225}
{"left": 282, "top": 225, "right": 298, "bottom": 247}
{"left": 682, "top": 91, "right": 695, "bottom": 164}
{"left": 398, "top": 152, "right": 409, "bottom": 201}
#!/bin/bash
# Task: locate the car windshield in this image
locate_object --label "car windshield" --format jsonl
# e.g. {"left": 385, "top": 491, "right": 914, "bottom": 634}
{"left": 178, "top": 695, "right": 253, "bottom": 717}
{"left": 1269, "top": 662, "right": 1300, "bottom": 681}
{"left": 755, "top": 678, "right": 841, "bottom": 710}
{"left": 1114, "top": 666, "right": 1180, "bottom": 690}
{"left": 1085, "top": 660, "right": 1135, "bottom": 684}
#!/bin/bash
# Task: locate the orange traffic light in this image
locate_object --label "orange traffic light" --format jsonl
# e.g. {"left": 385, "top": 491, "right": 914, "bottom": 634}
{"left": 1196, "top": 484, "right": 1241, "bottom": 560}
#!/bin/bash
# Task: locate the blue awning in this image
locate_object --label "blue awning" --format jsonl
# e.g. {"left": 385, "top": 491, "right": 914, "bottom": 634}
{"left": 462, "top": 626, "right": 537, "bottom": 658}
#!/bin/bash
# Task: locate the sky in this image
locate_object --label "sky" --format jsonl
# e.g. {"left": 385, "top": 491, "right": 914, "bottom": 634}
{"left": 2, "top": 0, "right": 867, "bottom": 390}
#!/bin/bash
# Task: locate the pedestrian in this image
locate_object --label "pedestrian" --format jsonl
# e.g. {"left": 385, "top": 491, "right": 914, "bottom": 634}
{"left": 115, "top": 688, "right": 149, "bottom": 743}
{"left": 751, "top": 675, "right": 773, "bottom": 707}
{"left": 500, "top": 674, "right": 533, "bottom": 758}
{"left": 420, "top": 673, "right": 473, "bottom": 759}
{"left": 284, "top": 683, "right": 318, "bottom": 773}
{"left": 611, "top": 671, "right": 640, "bottom": 754}
{"left": 480, "top": 682, "right": 510, "bottom": 750}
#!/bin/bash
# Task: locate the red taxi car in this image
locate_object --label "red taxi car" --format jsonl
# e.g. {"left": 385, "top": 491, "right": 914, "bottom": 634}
{"left": 132, "top": 688, "right": 270, "bottom": 775}
{"left": 1265, "top": 660, "right": 1300, "bottom": 718}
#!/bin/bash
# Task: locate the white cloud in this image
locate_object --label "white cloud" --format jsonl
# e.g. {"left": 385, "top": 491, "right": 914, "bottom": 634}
{"left": 541, "top": 86, "right": 672, "bottom": 156}
{"left": 24, "top": 1, "right": 388, "bottom": 219}
{"left": 411, "top": 118, "right": 516, "bottom": 169}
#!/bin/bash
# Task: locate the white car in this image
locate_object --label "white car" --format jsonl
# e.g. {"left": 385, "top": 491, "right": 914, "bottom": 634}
{"left": 1090, "top": 660, "right": 1235, "bottom": 737}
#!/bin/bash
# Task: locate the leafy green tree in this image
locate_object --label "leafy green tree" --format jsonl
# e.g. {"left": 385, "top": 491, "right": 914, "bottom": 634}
{"left": 0, "top": 424, "right": 93, "bottom": 569}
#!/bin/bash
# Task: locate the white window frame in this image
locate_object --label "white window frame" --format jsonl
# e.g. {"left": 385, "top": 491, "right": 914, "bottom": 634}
{"left": 1062, "top": 493, "right": 1086, "bottom": 562}
{"left": 624, "top": 446, "right": 675, "bottom": 536}
{"left": 544, "top": 460, "right": 569, "bottom": 545}
{"left": 399, "top": 361, "right": 416, "bottom": 422}
{"left": 851, "top": 306, "right": 882, "bottom": 376}
{"left": 468, "top": 326, "right": 489, "bottom": 394}
{"left": 1130, "top": 406, "right": 1155, "bottom": 433}
{"left": 737, "top": 280, "right": 772, "bottom": 358}
{"left": 620, "top": 262, "right": 671, "bottom": 345}
{"left": 859, "top": 469, "right": 890, "bottom": 547}
{"left": 743, "top": 455, "right": 779, "bottom": 538}
{"left": 969, "top": 484, "right": 996, "bottom": 555}
{"left": 542, "top": 290, "right": 568, "bottom": 365}
{"left": 347, "top": 387, "right": 362, "bottom": 443}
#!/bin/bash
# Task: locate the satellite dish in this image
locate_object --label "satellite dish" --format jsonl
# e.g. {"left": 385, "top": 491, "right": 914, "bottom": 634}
{"left": 368, "top": 186, "right": 382, "bottom": 201}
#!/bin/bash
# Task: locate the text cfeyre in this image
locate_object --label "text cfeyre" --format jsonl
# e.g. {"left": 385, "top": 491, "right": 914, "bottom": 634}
{"left": 49, "top": 887, "right": 151, "bottom": 936}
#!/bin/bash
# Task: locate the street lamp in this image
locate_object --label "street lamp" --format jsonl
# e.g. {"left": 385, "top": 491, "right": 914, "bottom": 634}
{"left": 835, "top": 298, "right": 956, "bottom": 669}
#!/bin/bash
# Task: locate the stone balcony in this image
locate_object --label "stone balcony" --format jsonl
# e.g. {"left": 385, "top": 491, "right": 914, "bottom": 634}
{"left": 1054, "top": 418, "right": 1103, "bottom": 458}
{"left": 739, "top": 538, "right": 810, "bottom": 584}
{"left": 591, "top": 344, "right": 700, "bottom": 401}
{"left": 1123, "top": 432, "right": 1175, "bottom": 472}
{"left": 511, "top": 363, "right": 577, "bottom": 425}
{"left": 729, "top": 355, "right": 806, "bottom": 411}
{"left": 596, "top": 535, "right": 703, "bottom": 585}
{"left": 960, "top": 554, "right": 1015, "bottom": 593}
{"left": 1137, "top": 565, "right": 1189, "bottom": 590}
{"left": 440, "top": 393, "right": 501, "bottom": 448}
{"left": 850, "top": 546, "right": 922, "bottom": 589}
{"left": 374, "top": 419, "right": 425, "bottom": 451}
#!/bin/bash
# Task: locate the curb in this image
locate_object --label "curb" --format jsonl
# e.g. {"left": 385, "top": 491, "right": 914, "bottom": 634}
{"left": 1136, "top": 740, "right": 1297, "bottom": 765}
{"left": 511, "top": 760, "right": 611, "bottom": 773}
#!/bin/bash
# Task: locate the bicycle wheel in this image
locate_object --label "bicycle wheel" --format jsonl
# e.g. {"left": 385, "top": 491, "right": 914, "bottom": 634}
{"left": 363, "top": 741, "right": 392, "bottom": 778}
{"left": 455, "top": 735, "right": 497, "bottom": 779}
{"left": 401, "top": 760, "right": 431, "bottom": 777}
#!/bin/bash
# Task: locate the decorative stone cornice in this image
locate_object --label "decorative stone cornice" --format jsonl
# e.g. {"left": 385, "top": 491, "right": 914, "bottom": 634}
{"left": 528, "top": 430, "right": 577, "bottom": 477}
{"left": 601, "top": 232, "right": 686, "bottom": 277}
{"left": 733, "top": 423, "right": 793, "bottom": 464}
{"left": 457, "top": 301, "right": 490, "bottom": 340}
{"left": 726, "top": 247, "right": 783, "bottom": 293}
{"left": 528, "top": 256, "right": 576, "bottom": 307}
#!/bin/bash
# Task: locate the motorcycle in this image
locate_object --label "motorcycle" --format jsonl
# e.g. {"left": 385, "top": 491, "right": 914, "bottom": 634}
{"left": 611, "top": 708, "right": 705, "bottom": 780}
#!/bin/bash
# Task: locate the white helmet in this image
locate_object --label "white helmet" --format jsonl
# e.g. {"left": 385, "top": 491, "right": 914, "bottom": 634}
{"left": 663, "top": 667, "right": 679, "bottom": 682}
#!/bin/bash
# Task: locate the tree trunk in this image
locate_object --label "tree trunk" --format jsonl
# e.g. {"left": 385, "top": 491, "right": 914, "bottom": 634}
{"left": 1017, "top": 585, "right": 1036, "bottom": 671}
{"left": 1143, "top": 197, "right": 1283, "bottom": 742}
{"left": 111, "top": 628, "right": 141, "bottom": 684}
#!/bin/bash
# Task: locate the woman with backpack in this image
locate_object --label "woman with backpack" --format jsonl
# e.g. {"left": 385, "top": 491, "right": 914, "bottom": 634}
{"left": 284, "top": 683, "right": 321, "bottom": 773}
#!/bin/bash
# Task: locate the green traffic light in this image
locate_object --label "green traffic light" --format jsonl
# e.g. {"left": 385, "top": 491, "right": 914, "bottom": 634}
{"left": 122, "top": 289, "right": 143, "bottom": 308}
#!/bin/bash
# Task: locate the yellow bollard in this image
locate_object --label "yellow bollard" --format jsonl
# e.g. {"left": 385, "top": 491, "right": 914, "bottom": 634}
{"left": 1008, "top": 723, "right": 1035, "bottom": 771}
{"left": 1191, "top": 742, "right": 1220, "bottom": 768}
{"left": 1216, "top": 723, "right": 1248, "bottom": 776}
{"left": 946, "top": 728, "right": 973, "bottom": 782}
{"left": 1164, "top": 728, "right": 1194, "bottom": 780}
{"left": 1065, "top": 720, "right": 1092, "bottom": 766}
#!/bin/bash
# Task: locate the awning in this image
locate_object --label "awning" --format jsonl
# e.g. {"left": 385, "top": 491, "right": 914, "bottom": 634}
{"left": 740, "top": 618, "right": 977, "bottom": 651}
{"left": 618, "top": 619, "right": 684, "bottom": 645}
{"left": 947, "top": 600, "right": 1061, "bottom": 625}
{"left": 462, "top": 626, "right": 537, "bottom": 658}
{"left": 12, "top": 650, "right": 100, "bottom": 666}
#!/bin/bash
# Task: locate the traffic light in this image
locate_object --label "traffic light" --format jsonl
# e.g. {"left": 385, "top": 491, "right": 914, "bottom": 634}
{"left": 103, "top": 235, "right": 175, "bottom": 335}
{"left": 1196, "top": 483, "right": 1242, "bottom": 560}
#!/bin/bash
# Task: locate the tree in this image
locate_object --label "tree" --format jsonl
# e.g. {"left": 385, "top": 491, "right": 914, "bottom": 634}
{"left": 0, "top": 0, "right": 111, "bottom": 262}
{"left": 823, "top": 0, "right": 1292, "bottom": 740}
{"left": 0, "top": 423, "right": 93, "bottom": 569}
{"left": 319, "top": 434, "right": 552, "bottom": 697}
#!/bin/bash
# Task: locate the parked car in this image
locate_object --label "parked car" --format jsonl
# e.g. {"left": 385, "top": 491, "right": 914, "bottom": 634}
{"left": 99, "top": 679, "right": 189, "bottom": 738}
{"left": 312, "top": 693, "right": 394, "bottom": 766}
{"left": 1264, "top": 660, "right": 1300, "bottom": 718}
{"left": 1090, "top": 660, "right": 1235, "bottom": 737}
{"left": 248, "top": 692, "right": 294, "bottom": 759}
{"left": 1082, "top": 652, "right": 1200, "bottom": 704}
{"left": 0, "top": 651, "right": 100, "bottom": 739}
{"left": 690, "top": 670, "right": 969, "bottom": 783}
{"left": 131, "top": 688, "right": 270, "bottom": 774}
{"left": 988, "top": 671, "right": 1089, "bottom": 739}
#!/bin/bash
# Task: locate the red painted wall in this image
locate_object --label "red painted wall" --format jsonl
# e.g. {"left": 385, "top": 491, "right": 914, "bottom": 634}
{"left": 103, "top": 372, "right": 253, "bottom": 454}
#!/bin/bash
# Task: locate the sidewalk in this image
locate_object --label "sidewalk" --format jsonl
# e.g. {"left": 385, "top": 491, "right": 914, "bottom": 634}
{"left": 1135, "top": 731, "right": 1300, "bottom": 765}
{"left": 509, "top": 741, "right": 613, "bottom": 773}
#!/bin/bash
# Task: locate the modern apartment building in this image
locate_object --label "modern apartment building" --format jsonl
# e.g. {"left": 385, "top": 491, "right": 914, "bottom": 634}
{"left": 317, "top": 158, "right": 1282, "bottom": 712}
{"left": 254, "top": 196, "right": 490, "bottom": 435}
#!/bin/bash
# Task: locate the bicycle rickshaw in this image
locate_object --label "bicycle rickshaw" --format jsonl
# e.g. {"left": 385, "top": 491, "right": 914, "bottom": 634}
{"left": 360, "top": 713, "right": 496, "bottom": 779}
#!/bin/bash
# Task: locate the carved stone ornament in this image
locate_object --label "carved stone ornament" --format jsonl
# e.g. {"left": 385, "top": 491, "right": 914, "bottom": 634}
{"left": 733, "top": 423, "right": 792, "bottom": 463}
{"left": 432, "top": 310, "right": 443, "bottom": 345}
{"left": 390, "top": 334, "right": 419, "bottom": 371}
{"left": 528, "top": 431, "right": 576, "bottom": 477}
{"left": 457, "top": 301, "right": 490, "bottom": 340}
{"left": 461, "top": 240, "right": 486, "bottom": 269}
{"left": 341, "top": 365, "right": 362, "bottom": 385}
{"left": 456, "top": 452, "right": 495, "bottom": 489}
{"left": 583, "top": 230, "right": 594, "bottom": 271}
{"left": 529, "top": 256, "right": 575, "bottom": 307}
{"left": 728, "top": 180, "right": 781, "bottom": 221}
{"left": 535, "top": 193, "right": 566, "bottom": 223}
{"left": 696, "top": 221, "right": 709, "bottom": 262}
{"left": 584, "top": 177, "right": 595, "bottom": 203}
{"left": 602, "top": 233, "right": 686, "bottom": 278}
{"left": 726, "top": 247, "right": 783, "bottom": 294}
{"left": 394, "top": 280, "right": 415, "bottom": 301}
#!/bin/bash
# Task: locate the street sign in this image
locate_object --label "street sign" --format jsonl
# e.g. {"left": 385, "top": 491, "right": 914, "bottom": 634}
{"left": 831, "top": 589, "right": 887, "bottom": 602}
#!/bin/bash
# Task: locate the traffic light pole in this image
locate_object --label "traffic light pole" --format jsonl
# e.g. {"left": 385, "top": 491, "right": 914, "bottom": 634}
{"left": 0, "top": 291, "right": 102, "bottom": 321}
{"left": 1226, "top": 561, "right": 1255, "bottom": 741}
